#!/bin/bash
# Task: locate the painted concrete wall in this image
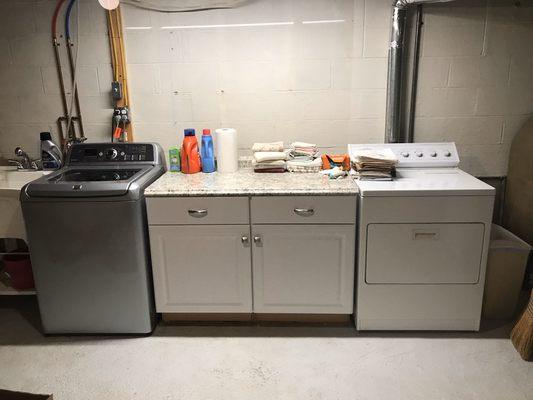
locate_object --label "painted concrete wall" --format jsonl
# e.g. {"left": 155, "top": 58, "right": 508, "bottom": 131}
{"left": 0, "top": 0, "right": 532, "bottom": 176}
{"left": 0, "top": 0, "right": 113, "bottom": 158}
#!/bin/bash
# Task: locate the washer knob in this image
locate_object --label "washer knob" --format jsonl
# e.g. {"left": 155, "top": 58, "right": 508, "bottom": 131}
{"left": 430, "top": 152, "right": 437, "bottom": 157}
{"left": 401, "top": 152, "right": 409, "bottom": 158}
{"left": 415, "top": 152, "right": 423, "bottom": 157}
{"left": 106, "top": 148, "right": 118, "bottom": 160}
{"left": 444, "top": 151, "right": 451, "bottom": 157}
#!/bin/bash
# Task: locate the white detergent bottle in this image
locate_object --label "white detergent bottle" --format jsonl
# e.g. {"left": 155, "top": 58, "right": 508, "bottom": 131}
{"left": 40, "top": 132, "right": 63, "bottom": 171}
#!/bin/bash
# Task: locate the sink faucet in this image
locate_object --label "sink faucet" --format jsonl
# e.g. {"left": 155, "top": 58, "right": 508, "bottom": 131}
{"left": 8, "top": 159, "right": 24, "bottom": 169}
{"left": 9, "top": 147, "right": 39, "bottom": 170}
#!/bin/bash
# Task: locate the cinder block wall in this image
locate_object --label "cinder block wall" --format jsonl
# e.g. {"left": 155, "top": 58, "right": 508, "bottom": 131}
{"left": 415, "top": 0, "right": 533, "bottom": 176}
{"left": 0, "top": 0, "right": 112, "bottom": 157}
{"left": 0, "top": 0, "right": 531, "bottom": 177}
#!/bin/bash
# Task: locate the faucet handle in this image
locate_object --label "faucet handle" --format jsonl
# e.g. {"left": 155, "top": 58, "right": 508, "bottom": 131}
{"left": 30, "top": 159, "right": 41, "bottom": 170}
{"left": 15, "top": 147, "right": 24, "bottom": 156}
{"left": 8, "top": 159, "right": 24, "bottom": 169}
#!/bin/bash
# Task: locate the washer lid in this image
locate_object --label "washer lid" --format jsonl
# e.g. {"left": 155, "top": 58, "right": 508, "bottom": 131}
{"left": 354, "top": 168, "right": 495, "bottom": 197}
{"left": 23, "top": 166, "right": 150, "bottom": 198}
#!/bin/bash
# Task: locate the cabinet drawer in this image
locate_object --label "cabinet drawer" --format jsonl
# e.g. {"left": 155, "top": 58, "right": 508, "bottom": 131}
{"left": 251, "top": 196, "right": 356, "bottom": 224}
{"left": 147, "top": 197, "right": 249, "bottom": 225}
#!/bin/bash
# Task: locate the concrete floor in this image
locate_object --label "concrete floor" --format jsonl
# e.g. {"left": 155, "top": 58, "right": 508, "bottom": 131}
{"left": 0, "top": 297, "right": 531, "bottom": 400}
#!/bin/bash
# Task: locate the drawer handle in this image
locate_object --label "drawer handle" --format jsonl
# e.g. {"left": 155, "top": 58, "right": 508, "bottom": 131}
{"left": 294, "top": 208, "right": 315, "bottom": 217}
{"left": 241, "top": 236, "right": 250, "bottom": 245}
{"left": 253, "top": 235, "right": 262, "bottom": 246}
{"left": 188, "top": 209, "right": 208, "bottom": 218}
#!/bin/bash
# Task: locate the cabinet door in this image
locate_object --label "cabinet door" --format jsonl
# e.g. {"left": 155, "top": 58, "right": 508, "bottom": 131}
{"left": 149, "top": 225, "right": 252, "bottom": 313}
{"left": 252, "top": 225, "right": 355, "bottom": 314}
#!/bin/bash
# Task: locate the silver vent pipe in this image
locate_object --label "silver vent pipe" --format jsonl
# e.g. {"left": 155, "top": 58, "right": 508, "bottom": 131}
{"left": 385, "top": 0, "right": 455, "bottom": 143}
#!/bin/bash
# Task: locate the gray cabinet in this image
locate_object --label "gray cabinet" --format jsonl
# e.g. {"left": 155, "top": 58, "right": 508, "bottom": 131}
{"left": 149, "top": 225, "right": 252, "bottom": 313}
{"left": 251, "top": 225, "right": 355, "bottom": 314}
{"left": 147, "top": 195, "right": 356, "bottom": 315}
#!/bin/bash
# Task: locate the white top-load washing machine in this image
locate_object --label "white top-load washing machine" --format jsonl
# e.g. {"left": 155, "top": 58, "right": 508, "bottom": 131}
{"left": 349, "top": 143, "right": 495, "bottom": 331}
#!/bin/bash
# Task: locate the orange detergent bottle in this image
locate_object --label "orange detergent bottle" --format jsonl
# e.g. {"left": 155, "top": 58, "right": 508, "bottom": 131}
{"left": 181, "top": 128, "right": 202, "bottom": 174}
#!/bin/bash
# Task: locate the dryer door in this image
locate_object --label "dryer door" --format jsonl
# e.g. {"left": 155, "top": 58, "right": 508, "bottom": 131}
{"left": 365, "top": 223, "right": 485, "bottom": 284}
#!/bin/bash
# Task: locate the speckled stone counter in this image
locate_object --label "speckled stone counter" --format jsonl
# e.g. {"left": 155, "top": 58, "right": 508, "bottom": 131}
{"left": 145, "top": 169, "right": 358, "bottom": 197}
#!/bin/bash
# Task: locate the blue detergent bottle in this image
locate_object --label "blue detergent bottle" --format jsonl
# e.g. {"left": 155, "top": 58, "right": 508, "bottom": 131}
{"left": 201, "top": 129, "right": 216, "bottom": 173}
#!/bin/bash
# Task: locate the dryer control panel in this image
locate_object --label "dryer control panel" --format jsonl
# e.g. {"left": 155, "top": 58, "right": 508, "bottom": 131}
{"left": 348, "top": 142, "right": 460, "bottom": 168}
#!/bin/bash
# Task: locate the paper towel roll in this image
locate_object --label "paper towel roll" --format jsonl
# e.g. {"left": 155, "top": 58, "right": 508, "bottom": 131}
{"left": 215, "top": 128, "right": 238, "bottom": 173}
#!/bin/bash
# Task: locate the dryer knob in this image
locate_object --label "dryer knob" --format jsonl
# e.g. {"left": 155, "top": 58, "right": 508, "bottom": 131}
{"left": 401, "top": 152, "right": 409, "bottom": 158}
{"left": 430, "top": 152, "right": 437, "bottom": 157}
{"left": 415, "top": 152, "right": 423, "bottom": 157}
{"left": 444, "top": 151, "right": 451, "bottom": 157}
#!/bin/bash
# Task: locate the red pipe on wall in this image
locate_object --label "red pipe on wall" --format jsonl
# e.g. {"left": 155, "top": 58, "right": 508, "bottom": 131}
{"left": 52, "top": 0, "right": 67, "bottom": 38}
{"left": 51, "top": 0, "right": 76, "bottom": 146}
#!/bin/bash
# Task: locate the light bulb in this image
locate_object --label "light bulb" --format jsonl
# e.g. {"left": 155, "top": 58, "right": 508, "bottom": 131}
{"left": 98, "top": 0, "right": 120, "bottom": 10}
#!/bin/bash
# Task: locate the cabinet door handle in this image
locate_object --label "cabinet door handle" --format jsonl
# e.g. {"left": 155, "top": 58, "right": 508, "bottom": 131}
{"left": 294, "top": 208, "right": 315, "bottom": 217}
{"left": 253, "top": 235, "right": 262, "bottom": 245}
{"left": 188, "top": 209, "right": 208, "bottom": 218}
{"left": 241, "top": 236, "right": 250, "bottom": 245}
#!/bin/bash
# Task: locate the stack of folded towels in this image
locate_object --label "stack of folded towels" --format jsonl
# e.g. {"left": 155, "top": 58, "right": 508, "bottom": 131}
{"left": 286, "top": 142, "right": 322, "bottom": 173}
{"left": 251, "top": 141, "right": 287, "bottom": 173}
{"left": 350, "top": 148, "right": 398, "bottom": 181}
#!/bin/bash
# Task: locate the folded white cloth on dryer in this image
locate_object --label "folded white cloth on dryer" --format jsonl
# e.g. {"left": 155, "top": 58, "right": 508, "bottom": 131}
{"left": 351, "top": 148, "right": 398, "bottom": 181}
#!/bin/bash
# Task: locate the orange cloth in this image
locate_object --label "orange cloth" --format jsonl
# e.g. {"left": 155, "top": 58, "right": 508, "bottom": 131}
{"left": 321, "top": 154, "right": 350, "bottom": 171}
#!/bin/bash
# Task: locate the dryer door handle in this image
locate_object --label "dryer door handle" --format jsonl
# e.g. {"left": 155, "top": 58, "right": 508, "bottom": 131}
{"left": 413, "top": 230, "right": 439, "bottom": 240}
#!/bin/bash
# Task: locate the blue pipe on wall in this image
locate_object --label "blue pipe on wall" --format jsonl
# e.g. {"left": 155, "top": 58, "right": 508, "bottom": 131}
{"left": 65, "top": 0, "right": 76, "bottom": 39}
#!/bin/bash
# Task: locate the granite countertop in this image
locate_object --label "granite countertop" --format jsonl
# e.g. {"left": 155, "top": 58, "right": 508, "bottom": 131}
{"left": 145, "top": 169, "right": 358, "bottom": 197}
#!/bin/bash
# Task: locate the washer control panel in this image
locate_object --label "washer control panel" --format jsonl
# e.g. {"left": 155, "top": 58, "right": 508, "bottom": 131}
{"left": 68, "top": 143, "right": 155, "bottom": 164}
{"left": 348, "top": 142, "right": 460, "bottom": 168}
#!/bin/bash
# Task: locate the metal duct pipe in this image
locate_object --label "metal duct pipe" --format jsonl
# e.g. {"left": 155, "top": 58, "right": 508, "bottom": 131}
{"left": 385, "top": 0, "right": 455, "bottom": 143}
{"left": 385, "top": 3, "right": 407, "bottom": 143}
{"left": 396, "top": 0, "right": 455, "bottom": 5}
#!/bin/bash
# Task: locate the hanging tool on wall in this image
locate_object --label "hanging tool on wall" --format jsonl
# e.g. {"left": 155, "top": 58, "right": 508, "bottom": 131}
{"left": 112, "top": 107, "right": 130, "bottom": 142}
{"left": 64, "top": 0, "right": 86, "bottom": 143}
